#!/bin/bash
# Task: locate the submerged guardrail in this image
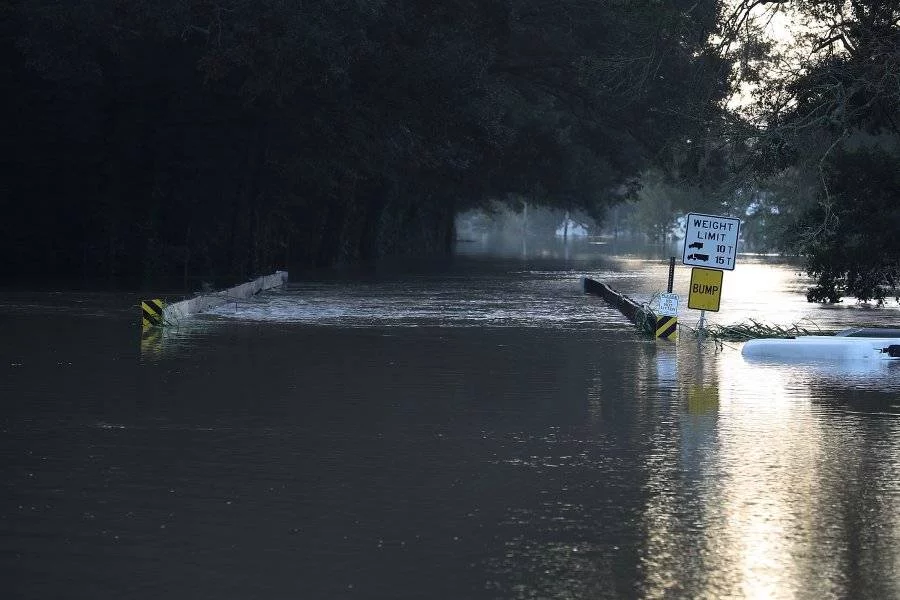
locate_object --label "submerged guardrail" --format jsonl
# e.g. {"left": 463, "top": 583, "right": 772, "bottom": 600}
{"left": 141, "top": 270, "right": 288, "bottom": 330}
{"left": 583, "top": 277, "right": 671, "bottom": 338}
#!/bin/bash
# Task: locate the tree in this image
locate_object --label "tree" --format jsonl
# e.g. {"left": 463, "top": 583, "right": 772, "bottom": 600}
{"left": 729, "top": 0, "right": 900, "bottom": 301}
{"left": 3, "top": 0, "right": 736, "bottom": 284}
{"left": 794, "top": 148, "right": 900, "bottom": 302}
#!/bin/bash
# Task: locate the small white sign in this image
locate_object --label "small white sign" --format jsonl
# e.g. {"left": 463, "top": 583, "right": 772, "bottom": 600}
{"left": 658, "top": 293, "right": 679, "bottom": 316}
{"left": 682, "top": 212, "right": 741, "bottom": 270}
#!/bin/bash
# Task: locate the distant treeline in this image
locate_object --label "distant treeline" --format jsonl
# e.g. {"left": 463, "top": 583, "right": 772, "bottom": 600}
{"left": 2, "top": 1, "right": 728, "bottom": 287}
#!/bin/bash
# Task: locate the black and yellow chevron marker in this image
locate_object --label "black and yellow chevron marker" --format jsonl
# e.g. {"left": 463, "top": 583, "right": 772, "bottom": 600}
{"left": 655, "top": 315, "right": 677, "bottom": 339}
{"left": 141, "top": 299, "right": 165, "bottom": 329}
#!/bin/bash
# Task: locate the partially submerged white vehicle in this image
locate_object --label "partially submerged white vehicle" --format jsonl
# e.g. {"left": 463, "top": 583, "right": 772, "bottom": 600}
{"left": 742, "top": 328, "right": 900, "bottom": 361}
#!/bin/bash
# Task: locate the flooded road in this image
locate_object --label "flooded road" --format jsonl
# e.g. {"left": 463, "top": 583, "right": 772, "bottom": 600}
{"left": 2, "top": 239, "right": 899, "bottom": 599}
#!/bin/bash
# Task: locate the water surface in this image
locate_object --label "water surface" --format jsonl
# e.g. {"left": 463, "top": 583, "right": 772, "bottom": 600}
{"left": 2, "top": 240, "right": 899, "bottom": 599}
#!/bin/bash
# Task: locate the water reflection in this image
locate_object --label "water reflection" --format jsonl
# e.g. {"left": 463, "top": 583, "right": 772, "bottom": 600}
{"left": 134, "top": 254, "right": 899, "bottom": 600}
{"left": 139, "top": 321, "right": 220, "bottom": 361}
{"left": 701, "top": 347, "right": 896, "bottom": 598}
{"left": 4, "top": 248, "right": 900, "bottom": 599}
{"left": 491, "top": 334, "right": 900, "bottom": 599}
{"left": 741, "top": 354, "right": 900, "bottom": 392}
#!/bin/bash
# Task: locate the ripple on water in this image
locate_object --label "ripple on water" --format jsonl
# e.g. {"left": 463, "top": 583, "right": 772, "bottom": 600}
{"left": 204, "top": 279, "right": 631, "bottom": 329}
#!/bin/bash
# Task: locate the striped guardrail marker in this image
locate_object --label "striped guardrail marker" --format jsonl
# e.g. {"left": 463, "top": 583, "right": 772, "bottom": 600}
{"left": 656, "top": 315, "right": 677, "bottom": 340}
{"left": 141, "top": 299, "right": 165, "bottom": 329}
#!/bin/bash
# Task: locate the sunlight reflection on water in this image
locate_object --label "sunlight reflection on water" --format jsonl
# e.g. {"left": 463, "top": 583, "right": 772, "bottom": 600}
{"left": 5, "top": 243, "right": 898, "bottom": 599}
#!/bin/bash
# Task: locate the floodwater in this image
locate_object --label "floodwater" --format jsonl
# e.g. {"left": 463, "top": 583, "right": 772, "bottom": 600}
{"left": 2, "top": 237, "right": 899, "bottom": 599}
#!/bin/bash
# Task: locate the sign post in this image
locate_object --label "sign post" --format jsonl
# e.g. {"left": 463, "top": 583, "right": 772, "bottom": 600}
{"left": 682, "top": 212, "right": 740, "bottom": 336}
{"left": 688, "top": 267, "right": 724, "bottom": 336}
{"left": 655, "top": 256, "right": 679, "bottom": 340}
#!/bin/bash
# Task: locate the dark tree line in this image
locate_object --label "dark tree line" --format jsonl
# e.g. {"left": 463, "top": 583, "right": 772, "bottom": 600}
{"left": 2, "top": 0, "right": 729, "bottom": 288}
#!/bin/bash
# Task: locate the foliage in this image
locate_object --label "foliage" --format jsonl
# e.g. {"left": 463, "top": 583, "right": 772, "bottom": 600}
{"left": 625, "top": 170, "right": 688, "bottom": 241}
{"left": 3, "top": 1, "right": 733, "bottom": 286}
{"left": 696, "top": 318, "right": 824, "bottom": 342}
{"left": 726, "top": 0, "right": 900, "bottom": 301}
{"left": 793, "top": 148, "right": 900, "bottom": 303}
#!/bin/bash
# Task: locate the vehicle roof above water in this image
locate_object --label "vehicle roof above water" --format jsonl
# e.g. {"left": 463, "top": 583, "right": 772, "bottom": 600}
{"left": 835, "top": 327, "right": 900, "bottom": 338}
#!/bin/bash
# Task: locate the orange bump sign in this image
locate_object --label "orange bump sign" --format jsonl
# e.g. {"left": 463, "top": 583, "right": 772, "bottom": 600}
{"left": 688, "top": 268, "right": 724, "bottom": 312}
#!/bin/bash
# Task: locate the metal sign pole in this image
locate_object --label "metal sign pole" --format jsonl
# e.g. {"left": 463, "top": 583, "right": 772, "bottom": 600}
{"left": 667, "top": 257, "right": 675, "bottom": 293}
{"left": 698, "top": 310, "right": 707, "bottom": 338}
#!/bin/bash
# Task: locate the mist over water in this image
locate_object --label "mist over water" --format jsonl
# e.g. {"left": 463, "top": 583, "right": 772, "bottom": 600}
{"left": 2, "top": 238, "right": 899, "bottom": 599}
